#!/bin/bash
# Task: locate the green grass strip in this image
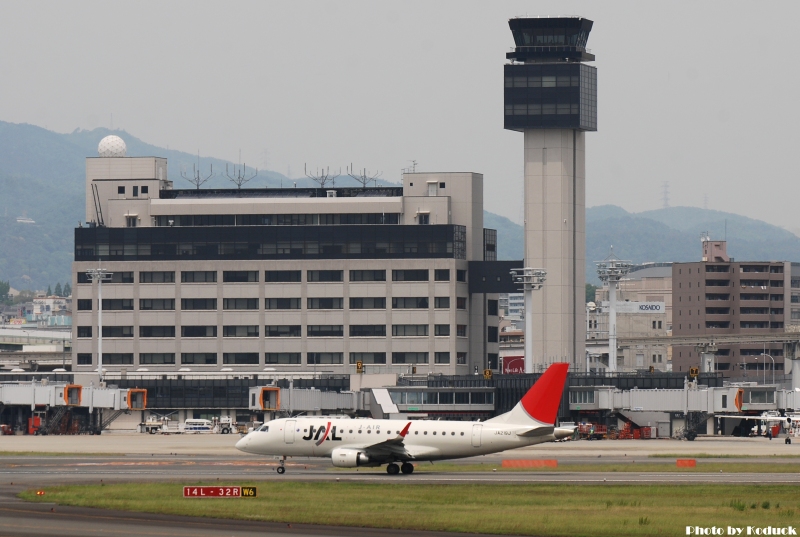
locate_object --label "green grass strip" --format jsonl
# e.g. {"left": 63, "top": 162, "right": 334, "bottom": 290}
{"left": 20, "top": 482, "right": 800, "bottom": 536}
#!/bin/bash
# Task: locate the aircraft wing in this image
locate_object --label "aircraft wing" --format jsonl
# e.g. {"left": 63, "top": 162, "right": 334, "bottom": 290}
{"left": 360, "top": 422, "right": 413, "bottom": 461}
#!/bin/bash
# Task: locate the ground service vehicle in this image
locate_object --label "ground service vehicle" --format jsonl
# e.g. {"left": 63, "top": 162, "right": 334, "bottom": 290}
{"left": 236, "top": 362, "right": 574, "bottom": 475}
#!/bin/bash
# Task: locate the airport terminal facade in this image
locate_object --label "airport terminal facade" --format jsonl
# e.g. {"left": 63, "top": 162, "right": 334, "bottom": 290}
{"left": 71, "top": 145, "right": 506, "bottom": 381}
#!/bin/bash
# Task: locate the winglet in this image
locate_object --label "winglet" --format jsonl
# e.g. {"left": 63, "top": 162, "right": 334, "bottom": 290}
{"left": 519, "top": 363, "right": 569, "bottom": 425}
{"left": 399, "top": 422, "right": 412, "bottom": 438}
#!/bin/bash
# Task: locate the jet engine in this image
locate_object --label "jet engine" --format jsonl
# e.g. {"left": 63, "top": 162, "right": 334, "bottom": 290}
{"left": 331, "top": 448, "right": 371, "bottom": 468}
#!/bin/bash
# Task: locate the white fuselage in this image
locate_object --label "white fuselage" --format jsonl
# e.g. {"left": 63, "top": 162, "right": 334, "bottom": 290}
{"left": 236, "top": 417, "right": 561, "bottom": 462}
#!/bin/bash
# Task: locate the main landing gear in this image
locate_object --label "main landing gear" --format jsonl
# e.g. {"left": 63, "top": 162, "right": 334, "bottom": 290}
{"left": 277, "top": 456, "right": 286, "bottom": 474}
{"left": 386, "top": 462, "right": 414, "bottom": 475}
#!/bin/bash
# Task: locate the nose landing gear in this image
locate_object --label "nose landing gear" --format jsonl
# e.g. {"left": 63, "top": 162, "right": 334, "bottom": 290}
{"left": 277, "top": 456, "right": 286, "bottom": 474}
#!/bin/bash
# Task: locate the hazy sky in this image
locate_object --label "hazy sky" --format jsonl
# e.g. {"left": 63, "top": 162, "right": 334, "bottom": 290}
{"left": 2, "top": 1, "right": 798, "bottom": 229}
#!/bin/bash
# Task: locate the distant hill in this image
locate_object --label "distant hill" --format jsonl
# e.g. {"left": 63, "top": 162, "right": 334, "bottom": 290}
{"left": 486, "top": 205, "right": 800, "bottom": 284}
{"left": 0, "top": 122, "right": 389, "bottom": 290}
{"left": 2, "top": 120, "right": 799, "bottom": 291}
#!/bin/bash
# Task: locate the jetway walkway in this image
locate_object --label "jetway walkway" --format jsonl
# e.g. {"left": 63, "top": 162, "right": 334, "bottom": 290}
{"left": 0, "top": 380, "right": 147, "bottom": 434}
{"left": 569, "top": 383, "right": 796, "bottom": 414}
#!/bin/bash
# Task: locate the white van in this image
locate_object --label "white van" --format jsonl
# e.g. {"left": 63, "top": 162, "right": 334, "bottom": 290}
{"left": 184, "top": 419, "right": 214, "bottom": 433}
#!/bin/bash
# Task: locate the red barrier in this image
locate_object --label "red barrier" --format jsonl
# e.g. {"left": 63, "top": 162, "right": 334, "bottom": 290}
{"left": 676, "top": 459, "right": 697, "bottom": 468}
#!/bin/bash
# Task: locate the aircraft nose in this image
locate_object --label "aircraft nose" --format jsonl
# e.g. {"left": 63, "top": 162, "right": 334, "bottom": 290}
{"left": 235, "top": 436, "right": 250, "bottom": 452}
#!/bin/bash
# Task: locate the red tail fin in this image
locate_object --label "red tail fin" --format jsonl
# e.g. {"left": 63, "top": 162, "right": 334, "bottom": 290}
{"left": 519, "top": 363, "right": 569, "bottom": 424}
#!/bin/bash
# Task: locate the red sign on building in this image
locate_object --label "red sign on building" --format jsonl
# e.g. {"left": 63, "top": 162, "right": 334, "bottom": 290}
{"left": 502, "top": 356, "right": 525, "bottom": 375}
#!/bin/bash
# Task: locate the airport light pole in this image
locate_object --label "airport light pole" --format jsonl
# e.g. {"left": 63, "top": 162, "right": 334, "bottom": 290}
{"left": 760, "top": 353, "right": 775, "bottom": 385}
{"left": 596, "top": 251, "right": 632, "bottom": 373}
{"left": 86, "top": 268, "right": 112, "bottom": 383}
{"left": 511, "top": 268, "right": 546, "bottom": 374}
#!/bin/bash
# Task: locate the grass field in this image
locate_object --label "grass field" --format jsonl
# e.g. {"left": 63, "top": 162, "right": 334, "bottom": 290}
{"left": 20, "top": 482, "right": 800, "bottom": 536}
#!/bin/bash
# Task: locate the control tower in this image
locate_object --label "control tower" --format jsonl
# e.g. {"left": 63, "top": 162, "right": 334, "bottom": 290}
{"left": 504, "top": 17, "right": 597, "bottom": 369}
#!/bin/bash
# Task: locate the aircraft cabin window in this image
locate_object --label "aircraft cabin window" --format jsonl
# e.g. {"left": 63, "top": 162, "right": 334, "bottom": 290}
{"left": 424, "top": 431, "right": 428, "bottom": 435}
{"left": 433, "top": 432, "right": 437, "bottom": 435}
{"left": 367, "top": 430, "right": 371, "bottom": 434}
{"left": 358, "top": 430, "right": 362, "bottom": 434}
{"left": 461, "top": 432, "right": 465, "bottom": 436}
{"left": 349, "top": 430, "right": 353, "bottom": 433}
{"left": 414, "top": 431, "right": 418, "bottom": 435}
{"left": 451, "top": 432, "right": 455, "bottom": 436}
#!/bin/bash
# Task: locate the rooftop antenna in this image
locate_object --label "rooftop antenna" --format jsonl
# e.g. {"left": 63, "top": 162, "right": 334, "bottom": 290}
{"left": 347, "top": 163, "right": 382, "bottom": 188}
{"left": 181, "top": 151, "right": 214, "bottom": 190}
{"left": 661, "top": 181, "right": 670, "bottom": 209}
{"left": 226, "top": 150, "right": 258, "bottom": 189}
{"left": 305, "top": 164, "right": 339, "bottom": 189}
{"left": 401, "top": 160, "right": 419, "bottom": 177}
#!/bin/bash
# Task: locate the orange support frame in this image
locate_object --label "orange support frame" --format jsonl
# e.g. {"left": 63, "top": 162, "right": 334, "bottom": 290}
{"left": 63, "top": 385, "right": 82, "bottom": 406}
{"left": 127, "top": 389, "right": 147, "bottom": 410}
{"left": 260, "top": 387, "right": 280, "bottom": 411}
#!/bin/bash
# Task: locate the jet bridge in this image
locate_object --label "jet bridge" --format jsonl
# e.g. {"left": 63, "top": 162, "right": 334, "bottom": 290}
{"left": 0, "top": 380, "right": 146, "bottom": 434}
{"left": 569, "top": 381, "right": 795, "bottom": 438}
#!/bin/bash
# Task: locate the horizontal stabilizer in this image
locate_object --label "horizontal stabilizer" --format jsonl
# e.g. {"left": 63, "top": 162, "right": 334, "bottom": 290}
{"left": 516, "top": 426, "right": 554, "bottom": 438}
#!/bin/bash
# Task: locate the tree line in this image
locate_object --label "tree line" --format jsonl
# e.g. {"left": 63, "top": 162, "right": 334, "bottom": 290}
{"left": 0, "top": 280, "right": 71, "bottom": 306}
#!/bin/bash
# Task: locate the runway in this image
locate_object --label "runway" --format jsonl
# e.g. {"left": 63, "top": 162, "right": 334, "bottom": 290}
{"left": 1, "top": 435, "right": 799, "bottom": 536}
{"left": 1, "top": 455, "right": 800, "bottom": 485}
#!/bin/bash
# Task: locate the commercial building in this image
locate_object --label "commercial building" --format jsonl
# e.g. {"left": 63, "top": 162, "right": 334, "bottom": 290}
{"left": 672, "top": 238, "right": 799, "bottom": 375}
{"left": 587, "top": 263, "right": 672, "bottom": 372}
{"left": 586, "top": 299, "right": 669, "bottom": 372}
{"left": 72, "top": 137, "right": 509, "bottom": 383}
{"left": 504, "top": 17, "right": 597, "bottom": 368}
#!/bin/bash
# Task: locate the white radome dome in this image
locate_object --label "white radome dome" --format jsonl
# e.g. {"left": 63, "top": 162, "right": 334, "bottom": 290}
{"left": 98, "top": 135, "right": 127, "bottom": 157}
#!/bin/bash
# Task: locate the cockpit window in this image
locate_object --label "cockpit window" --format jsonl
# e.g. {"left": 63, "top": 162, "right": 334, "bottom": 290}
{"left": 258, "top": 425, "right": 269, "bottom": 432}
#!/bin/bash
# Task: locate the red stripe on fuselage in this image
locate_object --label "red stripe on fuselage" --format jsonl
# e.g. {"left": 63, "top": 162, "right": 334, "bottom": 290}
{"left": 315, "top": 421, "right": 332, "bottom": 446}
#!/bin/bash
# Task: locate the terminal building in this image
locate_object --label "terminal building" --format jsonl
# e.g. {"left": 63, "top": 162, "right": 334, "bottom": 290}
{"left": 71, "top": 136, "right": 512, "bottom": 386}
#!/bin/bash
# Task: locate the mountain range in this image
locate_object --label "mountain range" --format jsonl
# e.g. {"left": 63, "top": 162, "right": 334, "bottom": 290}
{"left": 2, "top": 120, "right": 799, "bottom": 290}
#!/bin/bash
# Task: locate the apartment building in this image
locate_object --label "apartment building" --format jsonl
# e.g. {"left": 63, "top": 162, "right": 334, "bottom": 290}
{"left": 672, "top": 239, "right": 799, "bottom": 375}
{"left": 72, "top": 137, "right": 509, "bottom": 379}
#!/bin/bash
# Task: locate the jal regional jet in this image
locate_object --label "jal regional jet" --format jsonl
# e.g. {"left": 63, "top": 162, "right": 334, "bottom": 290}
{"left": 236, "top": 362, "right": 573, "bottom": 475}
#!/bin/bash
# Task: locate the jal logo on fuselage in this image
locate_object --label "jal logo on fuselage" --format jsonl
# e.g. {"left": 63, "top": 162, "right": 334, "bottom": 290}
{"left": 301, "top": 422, "right": 343, "bottom": 445}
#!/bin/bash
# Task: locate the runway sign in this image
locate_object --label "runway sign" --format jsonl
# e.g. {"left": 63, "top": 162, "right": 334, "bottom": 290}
{"left": 183, "top": 486, "right": 258, "bottom": 498}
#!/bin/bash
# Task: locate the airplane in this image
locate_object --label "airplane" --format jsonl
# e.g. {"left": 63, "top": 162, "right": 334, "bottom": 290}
{"left": 236, "top": 362, "right": 574, "bottom": 475}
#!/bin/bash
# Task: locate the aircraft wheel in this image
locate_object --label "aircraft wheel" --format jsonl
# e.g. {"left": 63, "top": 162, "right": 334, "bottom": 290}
{"left": 386, "top": 463, "right": 400, "bottom": 475}
{"left": 401, "top": 462, "right": 414, "bottom": 475}
{"left": 277, "top": 466, "right": 286, "bottom": 474}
